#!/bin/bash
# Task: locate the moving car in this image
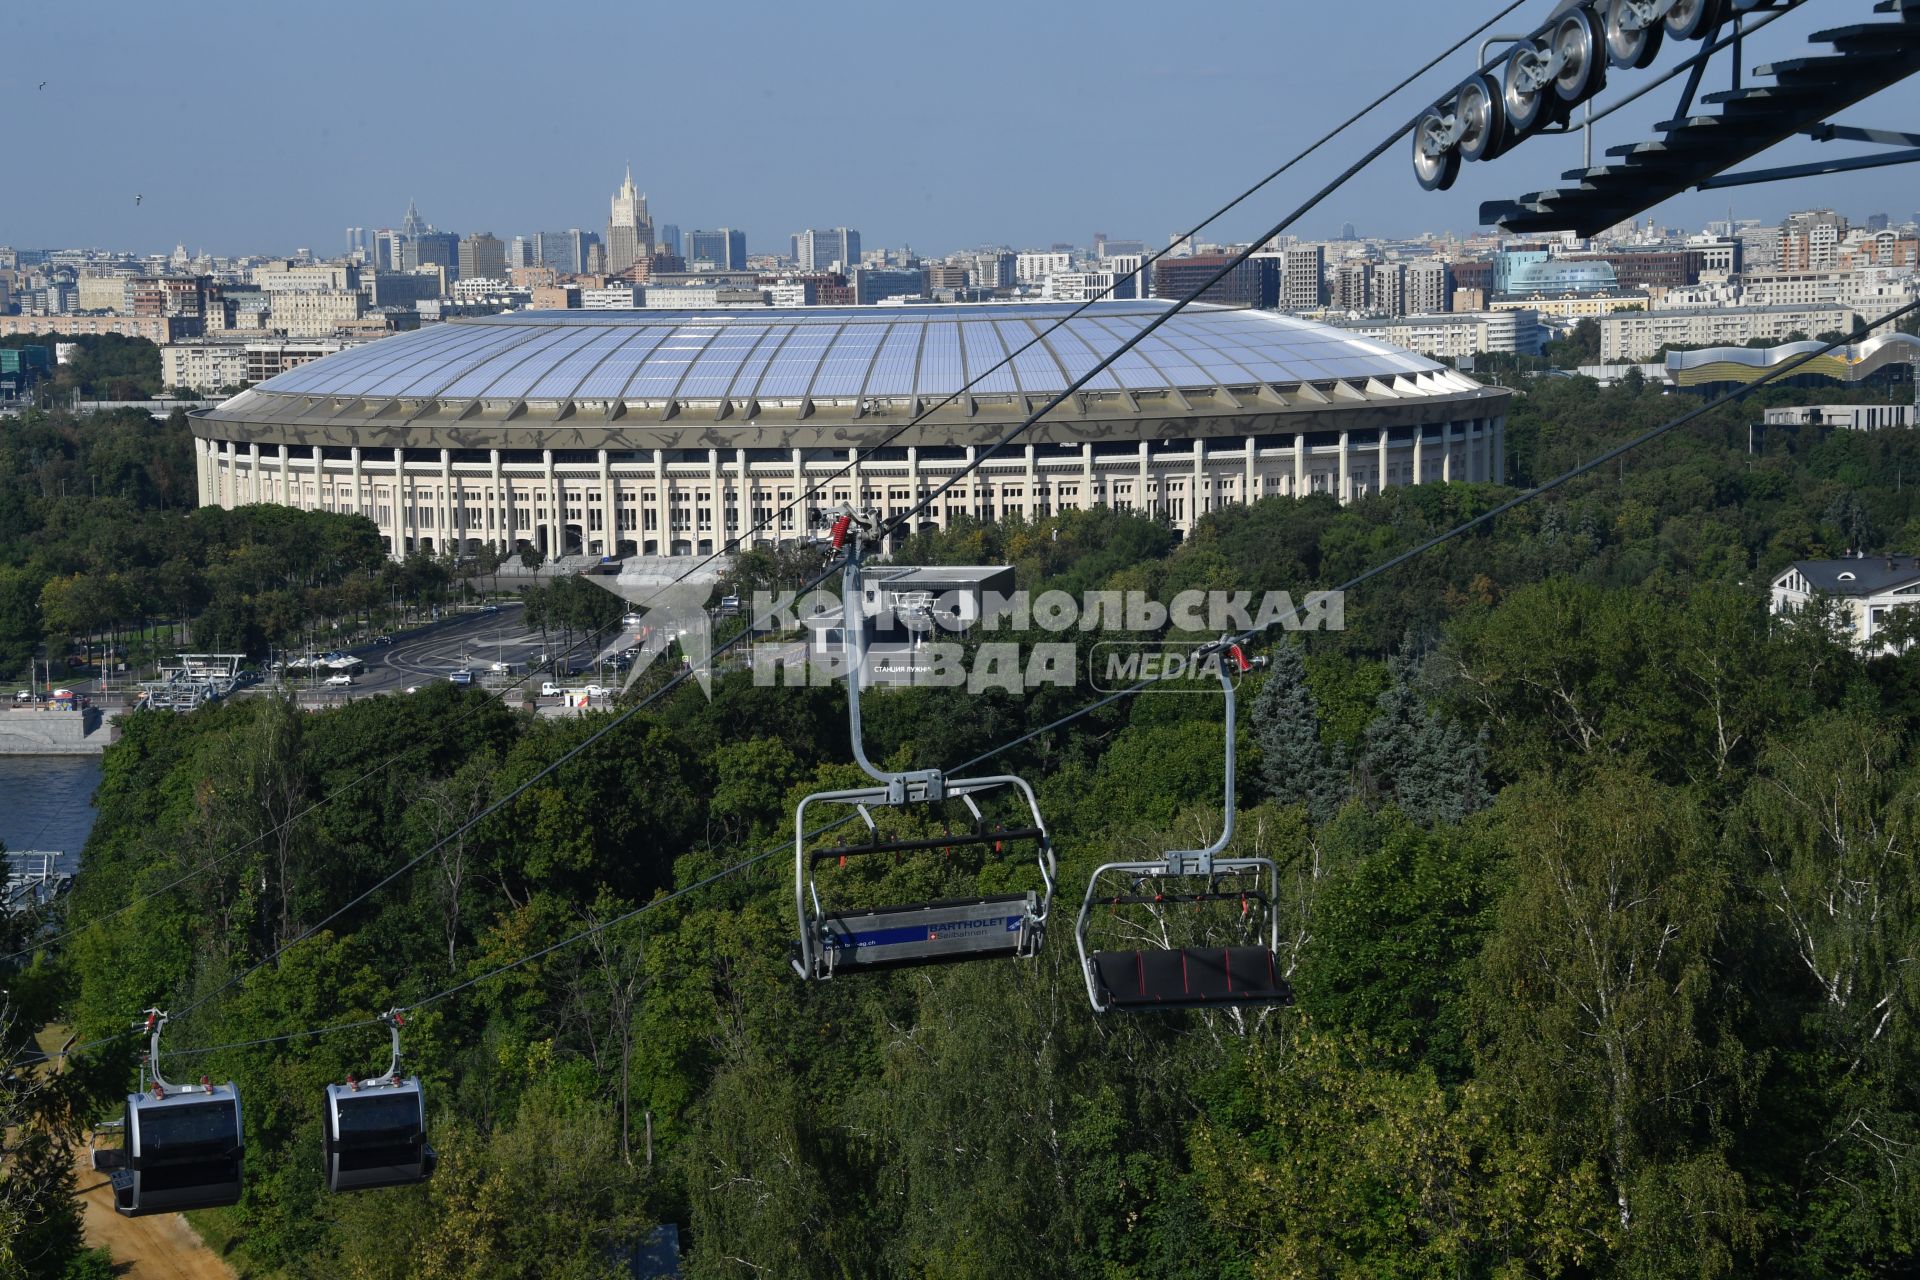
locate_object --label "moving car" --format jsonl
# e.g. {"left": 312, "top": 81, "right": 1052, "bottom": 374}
{"left": 324, "top": 674, "right": 354, "bottom": 687}
{"left": 449, "top": 669, "right": 474, "bottom": 686}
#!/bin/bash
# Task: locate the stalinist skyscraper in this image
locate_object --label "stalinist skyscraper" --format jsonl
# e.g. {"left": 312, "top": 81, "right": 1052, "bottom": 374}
{"left": 605, "top": 164, "right": 654, "bottom": 275}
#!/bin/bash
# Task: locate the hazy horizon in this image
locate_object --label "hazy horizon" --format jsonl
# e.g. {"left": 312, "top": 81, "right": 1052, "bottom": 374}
{"left": 7, "top": 0, "right": 1918, "bottom": 258}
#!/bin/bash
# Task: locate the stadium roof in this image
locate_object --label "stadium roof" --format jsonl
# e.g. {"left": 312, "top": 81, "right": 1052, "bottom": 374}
{"left": 247, "top": 301, "right": 1465, "bottom": 404}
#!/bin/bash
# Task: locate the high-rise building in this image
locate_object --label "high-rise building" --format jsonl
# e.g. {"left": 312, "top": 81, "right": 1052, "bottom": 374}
{"left": 658, "top": 224, "right": 682, "bottom": 258}
{"left": 532, "top": 229, "right": 595, "bottom": 275}
{"left": 796, "top": 227, "right": 861, "bottom": 273}
{"left": 1406, "top": 259, "right": 1451, "bottom": 315}
{"left": 1015, "top": 251, "right": 1072, "bottom": 284}
{"left": 1151, "top": 255, "right": 1270, "bottom": 309}
{"left": 1104, "top": 254, "right": 1149, "bottom": 299}
{"left": 1283, "top": 245, "right": 1325, "bottom": 310}
{"left": 1781, "top": 209, "right": 1848, "bottom": 271}
{"left": 1369, "top": 262, "right": 1407, "bottom": 317}
{"left": 373, "top": 229, "right": 402, "bottom": 271}
{"left": 968, "top": 251, "right": 1017, "bottom": 290}
{"left": 852, "top": 266, "right": 922, "bottom": 304}
{"left": 1334, "top": 259, "right": 1372, "bottom": 312}
{"left": 606, "top": 165, "right": 654, "bottom": 275}
{"left": 685, "top": 228, "right": 747, "bottom": 271}
{"left": 459, "top": 233, "right": 507, "bottom": 281}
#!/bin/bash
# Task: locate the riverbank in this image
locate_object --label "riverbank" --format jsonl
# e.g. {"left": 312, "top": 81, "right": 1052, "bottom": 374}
{"left": 0, "top": 705, "right": 113, "bottom": 755}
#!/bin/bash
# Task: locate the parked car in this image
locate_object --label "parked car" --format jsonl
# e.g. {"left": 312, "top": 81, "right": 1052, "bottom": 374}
{"left": 13, "top": 690, "right": 32, "bottom": 703}
{"left": 324, "top": 674, "right": 354, "bottom": 687}
{"left": 579, "top": 684, "right": 611, "bottom": 698}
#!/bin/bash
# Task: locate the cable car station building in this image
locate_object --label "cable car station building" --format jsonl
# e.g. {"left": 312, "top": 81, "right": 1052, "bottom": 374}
{"left": 190, "top": 301, "right": 1511, "bottom": 557}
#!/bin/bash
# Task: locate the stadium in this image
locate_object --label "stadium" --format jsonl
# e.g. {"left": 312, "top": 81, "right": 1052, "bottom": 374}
{"left": 190, "top": 301, "right": 1512, "bottom": 558}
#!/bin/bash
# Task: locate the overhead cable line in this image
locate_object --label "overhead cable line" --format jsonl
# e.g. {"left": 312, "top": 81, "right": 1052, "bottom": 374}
{"left": 37, "top": 299, "right": 1920, "bottom": 1070}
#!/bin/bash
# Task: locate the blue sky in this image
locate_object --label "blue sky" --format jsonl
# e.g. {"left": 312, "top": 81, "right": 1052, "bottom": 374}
{"left": 5, "top": 0, "right": 1917, "bottom": 257}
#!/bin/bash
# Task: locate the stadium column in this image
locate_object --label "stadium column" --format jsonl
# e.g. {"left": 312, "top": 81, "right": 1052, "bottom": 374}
{"left": 1378, "top": 427, "right": 1390, "bottom": 494}
{"left": 709, "top": 451, "right": 723, "bottom": 554}
{"left": 967, "top": 446, "right": 980, "bottom": 520}
{"left": 543, "top": 449, "right": 558, "bottom": 560}
{"left": 249, "top": 441, "right": 261, "bottom": 504}
{"left": 1411, "top": 426, "right": 1423, "bottom": 484}
{"left": 1244, "top": 434, "right": 1255, "bottom": 505}
{"left": 1442, "top": 421, "right": 1455, "bottom": 483}
{"left": 908, "top": 447, "right": 923, "bottom": 528}
{"left": 1493, "top": 417, "right": 1505, "bottom": 485}
{"left": 490, "top": 449, "right": 505, "bottom": 553}
{"left": 351, "top": 446, "right": 364, "bottom": 522}
{"left": 1191, "top": 438, "right": 1206, "bottom": 530}
{"left": 441, "top": 449, "right": 454, "bottom": 555}
{"left": 655, "top": 449, "right": 669, "bottom": 553}
{"left": 1337, "top": 430, "right": 1351, "bottom": 504}
{"left": 789, "top": 448, "right": 803, "bottom": 533}
{"left": 1025, "top": 442, "right": 1038, "bottom": 520}
{"left": 1082, "top": 442, "right": 1095, "bottom": 510}
{"left": 733, "top": 449, "right": 748, "bottom": 552}
{"left": 1137, "top": 441, "right": 1149, "bottom": 515}
{"left": 602, "top": 449, "right": 617, "bottom": 557}
{"left": 390, "top": 447, "right": 407, "bottom": 556}
{"left": 1292, "top": 432, "right": 1305, "bottom": 497}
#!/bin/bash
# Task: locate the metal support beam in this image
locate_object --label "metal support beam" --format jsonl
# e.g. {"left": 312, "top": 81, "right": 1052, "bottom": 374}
{"left": 1802, "top": 122, "right": 1920, "bottom": 148}
{"left": 1694, "top": 147, "right": 1920, "bottom": 190}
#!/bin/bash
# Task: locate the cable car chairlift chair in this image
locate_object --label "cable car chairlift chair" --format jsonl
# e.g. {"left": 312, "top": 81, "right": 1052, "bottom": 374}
{"left": 791, "top": 508, "right": 1056, "bottom": 979}
{"left": 1075, "top": 644, "right": 1297, "bottom": 1014}
{"left": 91, "top": 1009, "right": 244, "bottom": 1216}
{"left": 323, "top": 1009, "right": 437, "bottom": 1193}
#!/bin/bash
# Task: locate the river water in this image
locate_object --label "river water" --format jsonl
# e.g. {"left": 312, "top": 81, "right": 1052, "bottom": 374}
{"left": 0, "top": 755, "right": 102, "bottom": 877}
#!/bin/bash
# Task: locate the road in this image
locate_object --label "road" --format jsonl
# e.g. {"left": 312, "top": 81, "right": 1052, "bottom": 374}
{"left": 73, "top": 1145, "right": 234, "bottom": 1279}
{"left": 271, "top": 603, "right": 629, "bottom": 708}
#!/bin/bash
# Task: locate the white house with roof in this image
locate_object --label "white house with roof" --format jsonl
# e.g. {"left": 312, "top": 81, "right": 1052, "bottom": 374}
{"left": 1770, "top": 556, "right": 1920, "bottom": 652}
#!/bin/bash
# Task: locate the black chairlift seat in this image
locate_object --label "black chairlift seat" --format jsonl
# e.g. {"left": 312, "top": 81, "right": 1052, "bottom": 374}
{"left": 1088, "top": 946, "right": 1294, "bottom": 1010}
{"left": 93, "top": 1012, "right": 244, "bottom": 1216}
{"left": 323, "top": 1010, "right": 437, "bottom": 1193}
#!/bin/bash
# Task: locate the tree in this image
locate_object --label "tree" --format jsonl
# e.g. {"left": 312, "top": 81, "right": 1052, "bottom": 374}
{"left": 1358, "top": 648, "right": 1489, "bottom": 825}
{"left": 1475, "top": 769, "right": 1758, "bottom": 1270}
{"left": 1250, "top": 638, "right": 1346, "bottom": 822}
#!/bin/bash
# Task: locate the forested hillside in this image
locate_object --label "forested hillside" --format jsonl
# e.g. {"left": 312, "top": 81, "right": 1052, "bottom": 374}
{"left": 5, "top": 375, "right": 1920, "bottom": 1277}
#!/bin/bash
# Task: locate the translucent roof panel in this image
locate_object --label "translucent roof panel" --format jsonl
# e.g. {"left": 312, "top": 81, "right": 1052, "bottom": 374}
{"left": 239, "top": 302, "right": 1456, "bottom": 412}
{"left": 810, "top": 324, "right": 887, "bottom": 398}
{"left": 437, "top": 326, "right": 583, "bottom": 399}
{"left": 624, "top": 325, "right": 721, "bottom": 398}
{"left": 522, "top": 325, "right": 654, "bottom": 399}
{"left": 959, "top": 321, "right": 1018, "bottom": 395}
{"left": 481, "top": 325, "right": 614, "bottom": 400}
{"left": 995, "top": 321, "right": 1067, "bottom": 395}
{"left": 863, "top": 323, "right": 924, "bottom": 396}
{"left": 572, "top": 328, "right": 674, "bottom": 397}
{"left": 676, "top": 327, "right": 774, "bottom": 399}
{"left": 752, "top": 324, "right": 839, "bottom": 398}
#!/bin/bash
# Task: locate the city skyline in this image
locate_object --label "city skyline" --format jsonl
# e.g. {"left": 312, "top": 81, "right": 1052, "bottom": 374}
{"left": 8, "top": 0, "right": 1919, "bottom": 258}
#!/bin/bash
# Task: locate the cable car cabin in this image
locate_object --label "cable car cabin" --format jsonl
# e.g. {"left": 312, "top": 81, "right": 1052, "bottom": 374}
{"left": 1073, "top": 642, "right": 1295, "bottom": 1014}
{"left": 94, "top": 1084, "right": 244, "bottom": 1216}
{"left": 324, "top": 1078, "right": 436, "bottom": 1192}
{"left": 791, "top": 510, "right": 1056, "bottom": 980}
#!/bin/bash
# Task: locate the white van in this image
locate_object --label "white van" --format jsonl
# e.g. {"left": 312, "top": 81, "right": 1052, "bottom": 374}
{"left": 541, "top": 681, "right": 564, "bottom": 697}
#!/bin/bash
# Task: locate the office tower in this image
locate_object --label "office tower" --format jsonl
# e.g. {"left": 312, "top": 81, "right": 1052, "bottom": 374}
{"left": 373, "top": 228, "right": 402, "bottom": 271}
{"left": 658, "top": 224, "right": 682, "bottom": 258}
{"left": 1283, "top": 245, "right": 1325, "bottom": 311}
{"left": 796, "top": 227, "right": 861, "bottom": 273}
{"left": 685, "top": 228, "right": 747, "bottom": 271}
{"left": 459, "top": 233, "right": 507, "bottom": 281}
{"left": 411, "top": 231, "right": 459, "bottom": 275}
{"left": 606, "top": 164, "right": 654, "bottom": 274}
